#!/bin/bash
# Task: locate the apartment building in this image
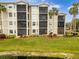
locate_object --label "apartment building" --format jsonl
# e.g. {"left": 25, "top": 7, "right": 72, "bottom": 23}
{"left": 0, "top": 0, "right": 66, "bottom": 36}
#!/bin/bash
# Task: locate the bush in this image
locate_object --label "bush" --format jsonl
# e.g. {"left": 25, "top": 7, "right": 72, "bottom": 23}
{"left": 30, "top": 35, "right": 39, "bottom": 37}
{"left": 53, "top": 34, "right": 57, "bottom": 37}
{"left": 65, "top": 32, "right": 73, "bottom": 37}
{"left": 19, "top": 35, "right": 28, "bottom": 38}
{"left": 29, "top": 34, "right": 39, "bottom": 37}
{"left": 7, "top": 35, "right": 16, "bottom": 39}
{"left": 42, "top": 34, "right": 48, "bottom": 37}
{"left": 48, "top": 32, "right": 53, "bottom": 38}
{"left": 72, "top": 32, "right": 78, "bottom": 36}
{"left": 0, "top": 34, "right": 6, "bottom": 39}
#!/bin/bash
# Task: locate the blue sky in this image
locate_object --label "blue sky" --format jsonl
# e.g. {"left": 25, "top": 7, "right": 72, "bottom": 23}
{"left": 0, "top": 0, "right": 79, "bottom": 22}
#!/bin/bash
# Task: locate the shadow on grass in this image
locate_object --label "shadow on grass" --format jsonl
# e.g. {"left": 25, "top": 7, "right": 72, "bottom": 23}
{"left": 0, "top": 56, "right": 64, "bottom": 59}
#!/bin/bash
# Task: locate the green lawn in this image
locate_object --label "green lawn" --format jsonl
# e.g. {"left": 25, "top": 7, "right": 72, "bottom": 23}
{"left": 0, "top": 36, "right": 79, "bottom": 58}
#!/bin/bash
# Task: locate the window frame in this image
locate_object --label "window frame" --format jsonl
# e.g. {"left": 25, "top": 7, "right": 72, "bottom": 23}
{"left": 9, "top": 12, "right": 12, "bottom": 17}
{"left": 9, "top": 30, "right": 13, "bottom": 34}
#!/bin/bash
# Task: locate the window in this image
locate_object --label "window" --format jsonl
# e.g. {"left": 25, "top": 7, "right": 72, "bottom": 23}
{"left": 9, "top": 21, "right": 13, "bottom": 25}
{"left": 9, "top": 30, "right": 13, "bottom": 34}
{"left": 17, "top": 12, "right": 26, "bottom": 19}
{"left": 9, "top": 6, "right": 12, "bottom": 8}
{"left": 58, "top": 16, "right": 65, "bottom": 22}
{"left": 39, "top": 7, "right": 48, "bottom": 14}
{"left": 14, "top": 30, "right": 16, "bottom": 33}
{"left": 58, "top": 22, "right": 64, "bottom": 27}
{"left": 33, "top": 29, "right": 36, "bottom": 33}
{"left": 9, "top": 13, "right": 12, "bottom": 17}
{"left": 33, "top": 22, "right": 35, "bottom": 26}
{"left": 18, "top": 21, "right": 26, "bottom": 27}
{"left": 39, "top": 21, "right": 47, "bottom": 27}
{"left": 39, "top": 14, "right": 47, "bottom": 21}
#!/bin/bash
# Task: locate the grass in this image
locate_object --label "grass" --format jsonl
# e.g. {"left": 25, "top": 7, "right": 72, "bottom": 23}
{"left": 0, "top": 36, "right": 79, "bottom": 58}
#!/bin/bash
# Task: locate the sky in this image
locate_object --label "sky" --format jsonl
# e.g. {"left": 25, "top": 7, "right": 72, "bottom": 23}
{"left": 0, "top": 0, "right": 79, "bottom": 22}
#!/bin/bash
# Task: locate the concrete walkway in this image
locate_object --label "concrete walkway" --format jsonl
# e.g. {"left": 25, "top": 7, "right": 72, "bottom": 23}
{"left": 0, "top": 51, "right": 74, "bottom": 58}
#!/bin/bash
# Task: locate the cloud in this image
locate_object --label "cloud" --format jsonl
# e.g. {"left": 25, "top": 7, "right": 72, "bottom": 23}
{"left": 28, "top": 0, "right": 41, "bottom": 5}
{"left": 53, "top": 5, "right": 61, "bottom": 8}
{"left": 68, "top": 6, "right": 73, "bottom": 10}
{"left": 49, "top": 4, "right": 61, "bottom": 10}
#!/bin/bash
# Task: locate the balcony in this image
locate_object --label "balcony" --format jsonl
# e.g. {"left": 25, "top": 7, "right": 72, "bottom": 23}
{"left": 17, "top": 12, "right": 26, "bottom": 19}
{"left": 17, "top": 21, "right": 26, "bottom": 28}
{"left": 17, "top": 5, "right": 26, "bottom": 12}
{"left": 39, "top": 7, "right": 48, "bottom": 14}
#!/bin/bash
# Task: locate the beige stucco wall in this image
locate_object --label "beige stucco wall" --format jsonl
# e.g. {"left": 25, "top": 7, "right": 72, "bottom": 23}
{"left": 31, "top": 6, "right": 39, "bottom": 35}
{"left": 49, "top": 15, "right": 58, "bottom": 35}
{"left": 1, "top": 3, "right": 17, "bottom": 35}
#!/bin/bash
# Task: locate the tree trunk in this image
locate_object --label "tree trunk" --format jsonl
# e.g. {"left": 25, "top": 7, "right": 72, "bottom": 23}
{"left": 72, "top": 15, "right": 76, "bottom": 33}
{"left": 0, "top": 12, "right": 1, "bottom": 34}
{"left": 0, "top": 11, "right": 3, "bottom": 34}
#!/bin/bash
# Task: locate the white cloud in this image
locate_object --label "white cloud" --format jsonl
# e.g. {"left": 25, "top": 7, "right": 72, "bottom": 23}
{"left": 53, "top": 5, "right": 61, "bottom": 8}
{"left": 28, "top": 0, "right": 41, "bottom": 5}
{"left": 28, "top": 0, "right": 61, "bottom": 9}
{"left": 68, "top": 6, "right": 73, "bottom": 10}
{"left": 49, "top": 4, "right": 61, "bottom": 10}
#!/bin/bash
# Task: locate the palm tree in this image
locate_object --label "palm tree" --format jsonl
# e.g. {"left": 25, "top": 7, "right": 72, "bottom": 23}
{"left": 0, "top": 4, "right": 6, "bottom": 34}
{"left": 73, "top": 2, "right": 79, "bottom": 8}
{"left": 69, "top": 5, "right": 78, "bottom": 33}
{"left": 49, "top": 7, "right": 59, "bottom": 19}
{"left": 76, "top": 18, "right": 79, "bottom": 32}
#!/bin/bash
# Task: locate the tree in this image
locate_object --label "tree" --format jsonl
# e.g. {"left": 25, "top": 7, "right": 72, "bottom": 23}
{"left": 69, "top": 5, "right": 78, "bottom": 33}
{"left": 0, "top": 4, "right": 6, "bottom": 34}
{"left": 66, "top": 22, "right": 71, "bottom": 29}
{"left": 49, "top": 7, "right": 59, "bottom": 19}
{"left": 76, "top": 18, "right": 79, "bottom": 32}
{"left": 73, "top": 2, "right": 79, "bottom": 8}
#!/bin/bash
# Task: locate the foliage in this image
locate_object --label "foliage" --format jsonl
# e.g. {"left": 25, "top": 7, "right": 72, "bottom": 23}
{"left": 7, "top": 35, "right": 16, "bottom": 39}
{"left": 69, "top": 6, "right": 78, "bottom": 17}
{"left": 29, "top": 34, "right": 39, "bottom": 37}
{"left": 48, "top": 32, "right": 53, "bottom": 38}
{"left": 69, "top": 2, "right": 79, "bottom": 34}
{"left": 0, "top": 4, "right": 6, "bottom": 12}
{"left": 49, "top": 7, "right": 59, "bottom": 19}
{"left": 53, "top": 34, "right": 57, "bottom": 37}
{"left": 65, "top": 32, "right": 73, "bottom": 37}
{"left": 0, "top": 34, "right": 6, "bottom": 39}
{"left": 66, "top": 22, "right": 71, "bottom": 28}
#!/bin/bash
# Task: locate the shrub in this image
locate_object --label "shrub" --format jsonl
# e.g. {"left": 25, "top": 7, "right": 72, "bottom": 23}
{"left": 72, "top": 32, "right": 78, "bottom": 36}
{"left": 0, "top": 34, "right": 6, "bottom": 39}
{"left": 19, "top": 35, "right": 28, "bottom": 38}
{"left": 42, "top": 34, "right": 48, "bottom": 37}
{"left": 65, "top": 32, "right": 73, "bottom": 37}
{"left": 48, "top": 32, "right": 53, "bottom": 38}
{"left": 29, "top": 34, "right": 39, "bottom": 37}
{"left": 7, "top": 35, "right": 16, "bottom": 39}
{"left": 53, "top": 34, "right": 57, "bottom": 37}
